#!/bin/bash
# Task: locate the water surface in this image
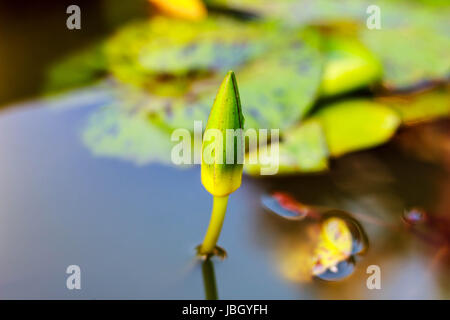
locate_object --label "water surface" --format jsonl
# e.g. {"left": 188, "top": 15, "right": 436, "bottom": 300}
{"left": 0, "top": 91, "right": 448, "bottom": 299}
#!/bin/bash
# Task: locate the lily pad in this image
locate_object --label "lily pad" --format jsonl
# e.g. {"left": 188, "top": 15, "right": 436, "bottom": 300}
{"left": 320, "top": 35, "right": 382, "bottom": 96}
{"left": 312, "top": 99, "right": 401, "bottom": 156}
{"left": 211, "top": 0, "right": 450, "bottom": 89}
{"left": 45, "top": 43, "right": 107, "bottom": 93}
{"left": 361, "top": 24, "right": 450, "bottom": 89}
{"left": 208, "top": 0, "right": 373, "bottom": 26}
{"left": 376, "top": 87, "right": 450, "bottom": 124}
{"left": 105, "top": 16, "right": 282, "bottom": 90}
{"left": 82, "top": 102, "right": 177, "bottom": 166}
{"left": 152, "top": 32, "right": 323, "bottom": 131}
{"left": 244, "top": 120, "right": 329, "bottom": 175}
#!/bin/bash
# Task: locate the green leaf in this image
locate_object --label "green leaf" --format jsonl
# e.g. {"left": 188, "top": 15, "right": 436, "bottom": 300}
{"left": 320, "top": 35, "right": 382, "bottom": 96}
{"left": 312, "top": 99, "right": 401, "bottom": 156}
{"left": 208, "top": 0, "right": 372, "bottom": 26}
{"left": 152, "top": 31, "right": 323, "bottom": 131}
{"left": 377, "top": 88, "right": 450, "bottom": 124}
{"left": 244, "top": 119, "right": 329, "bottom": 175}
{"left": 211, "top": 0, "right": 450, "bottom": 89}
{"left": 82, "top": 103, "right": 176, "bottom": 166}
{"left": 44, "top": 43, "right": 107, "bottom": 93}
{"left": 361, "top": 23, "right": 450, "bottom": 88}
{"left": 105, "top": 16, "right": 282, "bottom": 90}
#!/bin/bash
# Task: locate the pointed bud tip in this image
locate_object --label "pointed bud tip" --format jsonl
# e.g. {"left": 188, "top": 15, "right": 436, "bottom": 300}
{"left": 220, "top": 70, "right": 237, "bottom": 93}
{"left": 223, "top": 69, "right": 238, "bottom": 83}
{"left": 225, "top": 70, "right": 235, "bottom": 78}
{"left": 207, "top": 70, "right": 244, "bottom": 131}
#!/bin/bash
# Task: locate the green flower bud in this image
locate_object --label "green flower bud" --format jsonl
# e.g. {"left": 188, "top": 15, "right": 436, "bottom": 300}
{"left": 201, "top": 71, "right": 245, "bottom": 197}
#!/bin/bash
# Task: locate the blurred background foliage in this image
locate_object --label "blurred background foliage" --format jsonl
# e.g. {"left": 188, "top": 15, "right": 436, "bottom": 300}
{"left": 42, "top": 0, "right": 449, "bottom": 174}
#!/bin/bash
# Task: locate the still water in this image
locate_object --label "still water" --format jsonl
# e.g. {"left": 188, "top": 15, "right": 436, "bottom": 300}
{"left": 0, "top": 88, "right": 448, "bottom": 299}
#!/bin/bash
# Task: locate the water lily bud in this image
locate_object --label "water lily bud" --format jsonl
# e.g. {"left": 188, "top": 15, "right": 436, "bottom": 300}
{"left": 201, "top": 71, "right": 245, "bottom": 197}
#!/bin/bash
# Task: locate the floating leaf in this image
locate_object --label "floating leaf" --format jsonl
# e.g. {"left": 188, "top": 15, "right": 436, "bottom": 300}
{"left": 320, "top": 35, "right": 382, "bottom": 96}
{"left": 359, "top": 1, "right": 450, "bottom": 88}
{"left": 233, "top": 41, "right": 323, "bottom": 130}
{"left": 208, "top": 0, "right": 372, "bottom": 26}
{"left": 153, "top": 32, "right": 323, "bottom": 131}
{"left": 105, "top": 16, "right": 282, "bottom": 90}
{"left": 211, "top": 0, "right": 450, "bottom": 89}
{"left": 44, "top": 43, "right": 107, "bottom": 93}
{"left": 82, "top": 103, "right": 177, "bottom": 166}
{"left": 377, "top": 87, "right": 450, "bottom": 124}
{"left": 244, "top": 120, "right": 328, "bottom": 175}
{"left": 313, "top": 100, "right": 401, "bottom": 156}
{"left": 149, "top": 0, "right": 207, "bottom": 21}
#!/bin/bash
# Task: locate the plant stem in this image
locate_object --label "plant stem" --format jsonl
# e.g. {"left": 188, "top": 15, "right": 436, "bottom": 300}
{"left": 200, "top": 195, "right": 229, "bottom": 255}
{"left": 202, "top": 258, "right": 218, "bottom": 300}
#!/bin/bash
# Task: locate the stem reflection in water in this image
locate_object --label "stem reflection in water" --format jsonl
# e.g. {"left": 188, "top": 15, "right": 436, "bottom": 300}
{"left": 202, "top": 258, "right": 219, "bottom": 300}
